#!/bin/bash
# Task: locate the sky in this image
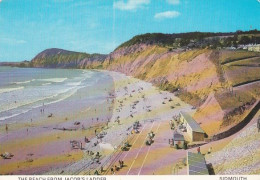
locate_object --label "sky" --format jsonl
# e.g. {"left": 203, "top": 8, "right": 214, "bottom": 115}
{"left": 0, "top": 0, "right": 259, "bottom": 62}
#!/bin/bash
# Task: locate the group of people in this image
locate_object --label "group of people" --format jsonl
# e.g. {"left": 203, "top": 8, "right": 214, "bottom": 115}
{"left": 40, "top": 108, "right": 45, "bottom": 114}
{"left": 111, "top": 160, "right": 125, "bottom": 174}
{"left": 87, "top": 150, "right": 94, "bottom": 156}
{"left": 85, "top": 136, "right": 90, "bottom": 143}
{"left": 70, "top": 140, "right": 83, "bottom": 150}
{"left": 169, "top": 120, "right": 175, "bottom": 130}
{"left": 40, "top": 103, "right": 45, "bottom": 114}
{"left": 146, "top": 131, "right": 155, "bottom": 146}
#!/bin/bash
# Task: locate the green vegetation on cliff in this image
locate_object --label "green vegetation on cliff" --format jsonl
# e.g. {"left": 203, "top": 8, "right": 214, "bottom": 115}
{"left": 31, "top": 48, "right": 107, "bottom": 68}
{"left": 116, "top": 30, "right": 260, "bottom": 50}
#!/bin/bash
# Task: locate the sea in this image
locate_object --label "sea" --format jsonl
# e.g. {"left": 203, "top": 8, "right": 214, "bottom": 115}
{"left": 0, "top": 66, "right": 110, "bottom": 121}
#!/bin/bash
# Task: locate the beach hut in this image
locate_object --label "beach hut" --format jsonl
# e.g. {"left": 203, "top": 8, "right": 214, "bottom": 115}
{"left": 172, "top": 132, "right": 185, "bottom": 148}
{"left": 187, "top": 152, "right": 209, "bottom": 175}
{"left": 179, "top": 111, "right": 205, "bottom": 142}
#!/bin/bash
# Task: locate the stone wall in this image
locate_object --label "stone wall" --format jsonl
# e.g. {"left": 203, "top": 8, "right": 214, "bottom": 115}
{"left": 213, "top": 100, "right": 260, "bottom": 141}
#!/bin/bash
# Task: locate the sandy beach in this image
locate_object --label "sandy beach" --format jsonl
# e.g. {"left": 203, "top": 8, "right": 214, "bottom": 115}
{"left": 1, "top": 69, "right": 259, "bottom": 175}
{"left": 0, "top": 70, "right": 115, "bottom": 175}
{"left": 0, "top": 69, "right": 194, "bottom": 175}
{"left": 43, "top": 70, "right": 195, "bottom": 175}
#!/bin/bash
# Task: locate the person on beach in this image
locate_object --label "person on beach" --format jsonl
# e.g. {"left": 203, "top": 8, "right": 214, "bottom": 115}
{"left": 208, "top": 147, "right": 212, "bottom": 154}
{"left": 197, "top": 147, "right": 201, "bottom": 154}
{"left": 96, "top": 152, "right": 100, "bottom": 157}
{"left": 5, "top": 124, "right": 8, "bottom": 132}
{"left": 119, "top": 160, "right": 124, "bottom": 168}
{"left": 111, "top": 167, "right": 114, "bottom": 175}
{"left": 119, "top": 160, "right": 122, "bottom": 168}
{"left": 94, "top": 170, "right": 99, "bottom": 175}
{"left": 85, "top": 136, "right": 89, "bottom": 143}
{"left": 115, "top": 165, "right": 119, "bottom": 171}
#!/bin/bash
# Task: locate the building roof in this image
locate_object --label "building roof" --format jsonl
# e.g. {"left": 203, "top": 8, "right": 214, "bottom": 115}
{"left": 180, "top": 111, "right": 205, "bottom": 133}
{"left": 187, "top": 152, "right": 209, "bottom": 175}
{"left": 173, "top": 132, "right": 185, "bottom": 141}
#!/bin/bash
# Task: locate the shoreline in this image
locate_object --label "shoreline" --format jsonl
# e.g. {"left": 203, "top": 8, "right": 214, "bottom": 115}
{"left": 0, "top": 68, "right": 196, "bottom": 175}
{"left": 0, "top": 70, "right": 115, "bottom": 175}
{"left": 45, "top": 70, "right": 194, "bottom": 175}
{"left": 1, "top": 68, "right": 258, "bottom": 175}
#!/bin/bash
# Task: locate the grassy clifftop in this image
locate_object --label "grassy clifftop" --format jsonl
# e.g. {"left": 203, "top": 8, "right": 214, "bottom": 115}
{"left": 116, "top": 30, "right": 260, "bottom": 50}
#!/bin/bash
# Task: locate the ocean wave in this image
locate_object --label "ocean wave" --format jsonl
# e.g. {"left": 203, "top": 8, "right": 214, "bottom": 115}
{"left": 0, "top": 86, "right": 24, "bottom": 94}
{"left": 42, "top": 82, "right": 52, "bottom": 86}
{"left": 0, "top": 112, "right": 26, "bottom": 121}
{"left": 0, "top": 86, "right": 81, "bottom": 121}
{"left": 66, "top": 81, "right": 82, "bottom": 86}
{"left": 83, "top": 74, "right": 94, "bottom": 79}
{"left": 38, "top": 78, "right": 68, "bottom": 83}
{"left": 43, "top": 87, "right": 79, "bottom": 107}
{"left": 13, "top": 79, "right": 35, "bottom": 85}
{"left": 0, "top": 85, "right": 78, "bottom": 114}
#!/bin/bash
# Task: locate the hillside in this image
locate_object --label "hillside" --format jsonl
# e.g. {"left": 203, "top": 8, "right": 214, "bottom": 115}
{"left": 30, "top": 48, "right": 107, "bottom": 69}
{"left": 8, "top": 30, "right": 260, "bottom": 137}
{"left": 103, "top": 44, "right": 260, "bottom": 136}
{"left": 116, "top": 30, "right": 260, "bottom": 49}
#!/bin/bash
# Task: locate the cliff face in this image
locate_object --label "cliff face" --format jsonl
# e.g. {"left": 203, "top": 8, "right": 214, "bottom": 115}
{"left": 24, "top": 32, "right": 260, "bottom": 136}
{"left": 31, "top": 48, "right": 107, "bottom": 69}
{"left": 104, "top": 44, "right": 223, "bottom": 104}
{"left": 103, "top": 44, "right": 260, "bottom": 136}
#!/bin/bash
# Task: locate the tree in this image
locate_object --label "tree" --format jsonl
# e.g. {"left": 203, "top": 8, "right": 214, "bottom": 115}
{"left": 223, "top": 37, "right": 233, "bottom": 47}
{"left": 180, "top": 38, "right": 190, "bottom": 46}
{"left": 239, "top": 36, "right": 251, "bottom": 45}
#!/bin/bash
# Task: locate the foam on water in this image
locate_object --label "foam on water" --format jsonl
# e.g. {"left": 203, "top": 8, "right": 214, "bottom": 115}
{"left": 0, "top": 67, "right": 98, "bottom": 121}
{"left": 42, "top": 82, "right": 52, "bottom": 86}
{"left": 13, "top": 79, "right": 35, "bottom": 85}
{"left": 38, "top": 78, "right": 68, "bottom": 83}
{"left": 66, "top": 81, "right": 82, "bottom": 86}
{"left": 0, "top": 86, "right": 75, "bottom": 113}
{"left": 0, "top": 86, "right": 24, "bottom": 94}
{"left": 0, "top": 86, "right": 80, "bottom": 121}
